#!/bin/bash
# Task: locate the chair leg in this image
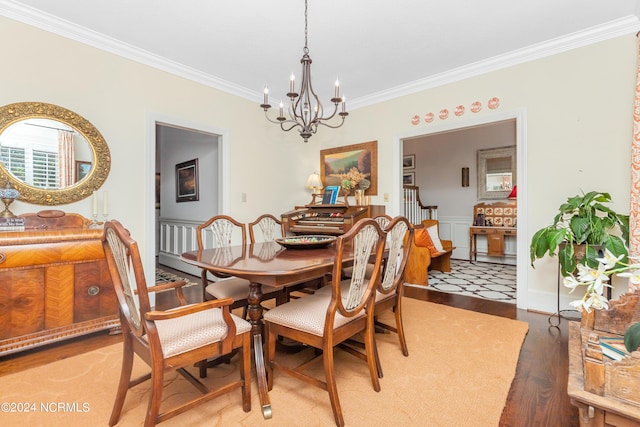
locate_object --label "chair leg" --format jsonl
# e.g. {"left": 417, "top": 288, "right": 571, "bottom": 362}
{"left": 201, "top": 269, "right": 209, "bottom": 302}
{"left": 372, "top": 333, "right": 383, "bottom": 379}
{"left": 394, "top": 298, "right": 409, "bottom": 357}
{"left": 109, "top": 336, "right": 135, "bottom": 426}
{"left": 240, "top": 333, "right": 252, "bottom": 412}
{"left": 265, "top": 323, "right": 276, "bottom": 391}
{"left": 198, "top": 359, "right": 208, "bottom": 378}
{"left": 144, "top": 360, "right": 165, "bottom": 427}
{"left": 323, "top": 346, "right": 345, "bottom": 427}
{"left": 364, "top": 322, "right": 381, "bottom": 393}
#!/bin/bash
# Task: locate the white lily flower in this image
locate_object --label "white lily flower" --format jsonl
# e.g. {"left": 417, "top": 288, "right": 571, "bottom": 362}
{"left": 617, "top": 269, "right": 640, "bottom": 286}
{"left": 563, "top": 275, "right": 581, "bottom": 292}
{"left": 585, "top": 292, "right": 609, "bottom": 311}
{"left": 596, "top": 249, "right": 624, "bottom": 269}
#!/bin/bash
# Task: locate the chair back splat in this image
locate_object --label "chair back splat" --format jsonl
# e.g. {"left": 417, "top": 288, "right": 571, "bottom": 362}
{"left": 248, "top": 213, "right": 284, "bottom": 243}
{"left": 102, "top": 220, "right": 252, "bottom": 427}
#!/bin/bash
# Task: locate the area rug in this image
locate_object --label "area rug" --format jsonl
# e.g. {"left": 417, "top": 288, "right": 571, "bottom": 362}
{"left": 0, "top": 298, "right": 528, "bottom": 427}
{"left": 155, "top": 267, "right": 198, "bottom": 289}
{"left": 411, "top": 259, "right": 517, "bottom": 304}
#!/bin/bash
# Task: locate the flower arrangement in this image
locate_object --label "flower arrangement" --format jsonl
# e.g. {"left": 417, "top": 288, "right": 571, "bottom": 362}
{"left": 563, "top": 248, "right": 639, "bottom": 312}
{"left": 340, "top": 167, "right": 370, "bottom": 192}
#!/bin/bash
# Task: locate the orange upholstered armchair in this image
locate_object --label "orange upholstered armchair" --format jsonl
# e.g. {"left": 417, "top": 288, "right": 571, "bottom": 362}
{"left": 404, "top": 220, "right": 454, "bottom": 286}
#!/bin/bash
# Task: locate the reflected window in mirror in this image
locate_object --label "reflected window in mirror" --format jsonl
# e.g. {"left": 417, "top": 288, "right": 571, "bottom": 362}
{"left": 477, "top": 146, "right": 516, "bottom": 200}
{"left": 0, "top": 119, "right": 93, "bottom": 189}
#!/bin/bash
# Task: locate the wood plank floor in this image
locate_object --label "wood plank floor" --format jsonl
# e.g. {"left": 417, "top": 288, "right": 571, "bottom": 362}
{"left": 0, "top": 269, "right": 579, "bottom": 426}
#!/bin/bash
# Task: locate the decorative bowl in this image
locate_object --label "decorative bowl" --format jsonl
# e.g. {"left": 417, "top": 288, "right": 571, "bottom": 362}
{"left": 275, "top": 235, "right": 337, "bottom": 249}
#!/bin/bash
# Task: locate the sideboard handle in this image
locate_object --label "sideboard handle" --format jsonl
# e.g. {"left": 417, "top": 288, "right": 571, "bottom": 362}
{"left": 87, "top": 286, "right": 100, "bottom": 296}
{"left": 0, "top": 253, "right": 5, "bottom": 264}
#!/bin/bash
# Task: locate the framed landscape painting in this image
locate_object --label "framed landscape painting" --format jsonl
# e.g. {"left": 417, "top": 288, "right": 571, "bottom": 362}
{"left": 175, "top": 158, "right": 199, "bottom": 202}
{"left": 320, "top": 140, "right": 378, "bottom": 195}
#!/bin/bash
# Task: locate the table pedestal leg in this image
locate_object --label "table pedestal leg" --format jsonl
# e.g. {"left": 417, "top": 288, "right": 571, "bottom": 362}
{"left": 247, "top": 282, "right": 272, "bottom": 419}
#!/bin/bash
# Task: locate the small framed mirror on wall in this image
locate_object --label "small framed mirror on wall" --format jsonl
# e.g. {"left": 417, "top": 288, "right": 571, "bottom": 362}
{"left": 477, "top": 146, "right": 516, "bottom": 200}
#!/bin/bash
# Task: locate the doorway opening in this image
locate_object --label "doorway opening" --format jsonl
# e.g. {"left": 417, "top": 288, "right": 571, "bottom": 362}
{"left": 154, "top": 122, "right": 223, "bottom": 277}
{"left": 396, "top": 110, "right": 527, "bottom": 309}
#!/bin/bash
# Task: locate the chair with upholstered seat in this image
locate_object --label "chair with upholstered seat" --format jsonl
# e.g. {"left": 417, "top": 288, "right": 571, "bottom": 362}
{"left": 102, "top": 220, "right": 252, "bottom": 427}
{"left": 198, "top": 215, "right": 283, "bottom": 315}
{"left": 371, "top": 216, "right": 413, "bottom": 373}
{"left": 317, "top": 216, "right": 413, "bottom": 377}
{"left": 264, "top": 218, "right": 386, "bottom": 427}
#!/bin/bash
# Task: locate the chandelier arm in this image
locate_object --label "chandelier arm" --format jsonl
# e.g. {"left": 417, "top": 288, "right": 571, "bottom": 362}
{"left": 315, "top": 116, "right": 347, "bottom": 129}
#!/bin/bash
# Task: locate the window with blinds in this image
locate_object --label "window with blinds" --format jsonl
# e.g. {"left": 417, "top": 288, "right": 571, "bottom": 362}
{"left": 1, "top": 146, "right": 59, "bottom": 188}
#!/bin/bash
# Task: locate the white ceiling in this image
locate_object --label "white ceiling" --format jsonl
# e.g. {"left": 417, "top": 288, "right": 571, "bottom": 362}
{"left": 2, "top": 0, "right": 640, "bottom": 109}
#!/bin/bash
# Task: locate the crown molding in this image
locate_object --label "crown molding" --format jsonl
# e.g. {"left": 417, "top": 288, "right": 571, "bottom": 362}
{"left": 1, "top": 1, "right": 639, "bottom": 110}
{"left": 351, "top": 16, "right": 640, "bottom": 109}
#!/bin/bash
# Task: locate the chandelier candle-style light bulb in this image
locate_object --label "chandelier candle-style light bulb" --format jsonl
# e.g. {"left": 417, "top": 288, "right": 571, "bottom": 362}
{"left": 260, "top": 0, "right": 348, "bottom": 142}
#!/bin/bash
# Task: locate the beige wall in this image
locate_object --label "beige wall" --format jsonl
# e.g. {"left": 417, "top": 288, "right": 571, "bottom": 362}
{"left": 2, "top": 16, "right": 637, "bottom": 312}
{"left": 313, "top": 34, "right": 637, "bottom": 311}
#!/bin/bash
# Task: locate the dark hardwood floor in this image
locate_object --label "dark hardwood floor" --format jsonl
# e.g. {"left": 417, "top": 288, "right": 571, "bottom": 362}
{"left": 0, "top": 267, "right": 578, "bottom": 426}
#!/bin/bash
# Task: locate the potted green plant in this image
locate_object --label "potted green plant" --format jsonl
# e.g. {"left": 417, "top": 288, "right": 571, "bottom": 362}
{"left": 530, "top": 191, "right": 630, "bottom": 277}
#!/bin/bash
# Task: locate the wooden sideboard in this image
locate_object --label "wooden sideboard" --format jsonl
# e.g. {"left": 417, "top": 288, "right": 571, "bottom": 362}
{"left": 0, "top": 212, "right": 119, "bottom": 356}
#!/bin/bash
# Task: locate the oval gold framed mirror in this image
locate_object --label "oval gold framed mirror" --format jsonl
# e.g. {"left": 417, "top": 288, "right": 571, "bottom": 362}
{"left": 0, "top": 102, "right": 110, "bottom": 205}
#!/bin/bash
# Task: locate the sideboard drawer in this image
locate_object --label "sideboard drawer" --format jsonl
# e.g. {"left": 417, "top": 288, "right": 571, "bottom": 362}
{"left": 0, "top": 240, "right": 105, "bottom": 269}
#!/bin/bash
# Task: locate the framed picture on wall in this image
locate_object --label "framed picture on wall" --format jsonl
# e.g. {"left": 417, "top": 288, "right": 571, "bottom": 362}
{"left": 175, "top": 158, "right": 199, "bottom": 202}
{"left": 75, "top": 161, "right": 91, "bottom": 182}
{"left": 320, "top": 140, "right": 378, "bottom": 195}
{"left": 403, "top": 171, "right": 415, "bottom": 186}
{"left": 403, "top": 154, "right": 415, "bottom": 169}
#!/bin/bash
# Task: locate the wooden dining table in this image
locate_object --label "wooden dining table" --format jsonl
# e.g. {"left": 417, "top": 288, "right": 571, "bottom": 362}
{"left": 180, "top": 240, "right": 352, "bottom": 420}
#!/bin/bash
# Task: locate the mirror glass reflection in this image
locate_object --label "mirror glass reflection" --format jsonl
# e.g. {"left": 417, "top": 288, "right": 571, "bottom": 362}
{"left": 0, "top": 118, "right": 93, "bottom": 190}
{"left": 485, "top": 156, "right": 513, "bottom": 192}
{"left": 477, "top": 146, "right": 516, "bottom": 200}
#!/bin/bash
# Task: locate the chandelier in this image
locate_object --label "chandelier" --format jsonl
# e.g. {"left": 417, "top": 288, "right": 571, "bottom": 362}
{"left": 260, "top": 0, "right": 348, "bottom": 142}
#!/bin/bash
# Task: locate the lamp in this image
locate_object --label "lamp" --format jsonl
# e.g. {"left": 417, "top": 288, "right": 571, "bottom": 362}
{"left": 507, "top": 185, "right": 517, "bottom": 199}
{"left": 260, "top": 0, "right": 348, "bottom": 142}
{"left": 0, "top": 181, "right": 20, "bottom": 218}
{"left": 461, "top": 167, "right": 469, "bottom": 187}
{"left": 305, "top": 172, "right": 323, "bottom": 194}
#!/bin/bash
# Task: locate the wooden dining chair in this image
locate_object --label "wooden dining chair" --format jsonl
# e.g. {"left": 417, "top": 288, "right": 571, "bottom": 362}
{"left": 264, "top": 218, "right": 386, "bottom": 427}
{"left": 248, "top": 213, "right": 285, "bottom": 244}
{"left": 248, "top": 213, "right": 323, "bottom": 298}
{"left": 198, "top": 215, "right": 282, "bottom": 317}
{"left": 317, "top": 216, "right": 414, "bottom": 377}
{"left": 371, "top": 216, "right": 413, "bottom": 375}
{"left": 102, "top": 220, "right": 252, "bottom": 427}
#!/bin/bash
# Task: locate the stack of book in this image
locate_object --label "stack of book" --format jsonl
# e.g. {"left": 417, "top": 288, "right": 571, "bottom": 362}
{"left": 0, "top": 217, "right": 25, "bottom": 231}
{"left": 600, "top": 336, "right": 629, "bottom": 361}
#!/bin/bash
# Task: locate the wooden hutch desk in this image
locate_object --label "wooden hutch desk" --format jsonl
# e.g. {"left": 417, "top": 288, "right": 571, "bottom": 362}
{"left": 469, "top": 201, "right": 517, "bottom": 262}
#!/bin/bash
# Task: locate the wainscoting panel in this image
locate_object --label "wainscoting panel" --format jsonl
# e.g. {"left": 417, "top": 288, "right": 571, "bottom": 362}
{"left": 157, "top": 218, "right": 201, "bottom": 276}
